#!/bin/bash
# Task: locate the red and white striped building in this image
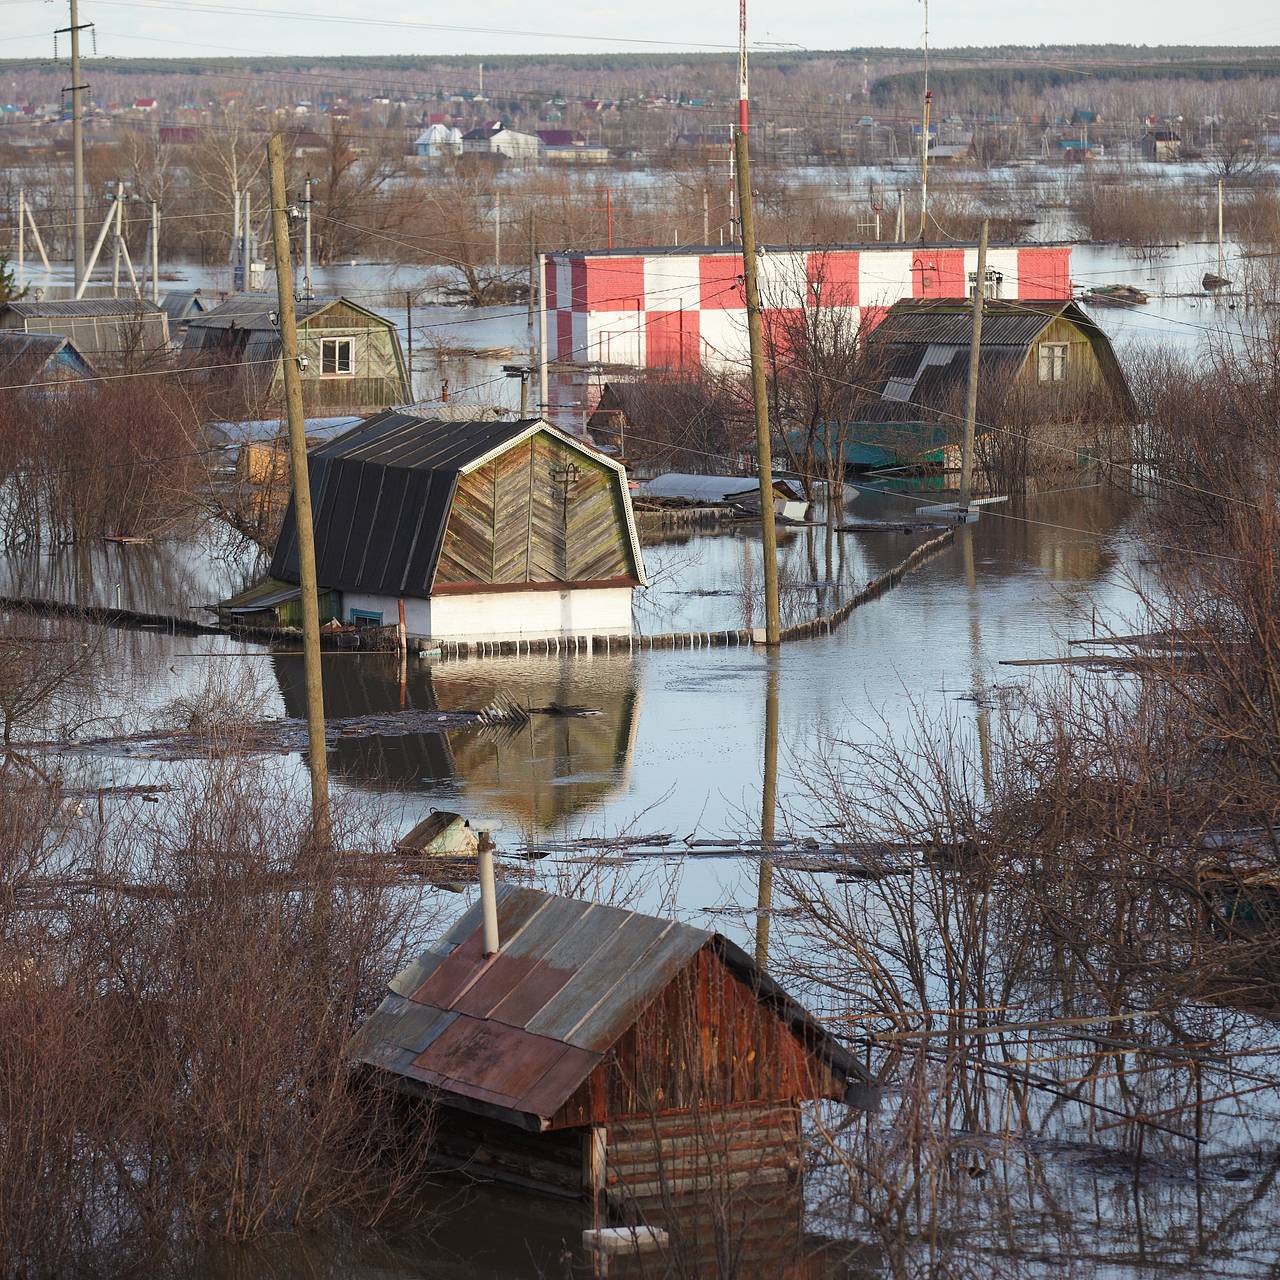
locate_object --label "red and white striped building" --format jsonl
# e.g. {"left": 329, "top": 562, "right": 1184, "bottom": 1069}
{"left": 540, "top": 242, "right": 1074, "bottom": 429}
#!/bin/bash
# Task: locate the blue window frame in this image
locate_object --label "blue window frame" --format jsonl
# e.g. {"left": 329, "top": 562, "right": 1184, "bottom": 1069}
{"left": 349, "top": 607, "right": 383, "bottom": 627}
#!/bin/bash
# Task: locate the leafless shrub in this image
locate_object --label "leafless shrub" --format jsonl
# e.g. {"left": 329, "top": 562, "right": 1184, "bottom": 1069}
{"left": 0, "top": 763, "right": 440, "bottom": 1279}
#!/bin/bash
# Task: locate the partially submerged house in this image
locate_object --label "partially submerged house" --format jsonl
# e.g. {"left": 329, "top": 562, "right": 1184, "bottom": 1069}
{"left": 182, "top": 295, "right": 410, "bottom": 415}
{"left": 834, "top": 297, "right": 1136, "bottom": 469}
{"left": 202, "top": 414, "right": 362, "bottom": 484}
{"left": 0, "top": 299, "right": 169, "bottom": 362}
{"left": 230, "top": 412, "right": 645, "bottom": 640}
{"left": 350, "top": 885, "right": 868, "bottom": 1206}
{"left": 0, "top": 331, "right": 94, "bottom": 392}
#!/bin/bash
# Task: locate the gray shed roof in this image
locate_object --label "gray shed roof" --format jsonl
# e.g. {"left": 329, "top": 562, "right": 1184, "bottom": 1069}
{"left": 159, "top": 290, "right": 207, "bottom": 322}
{"left": 270, "top": 411, "right": 642, "bottom": 598}
{"left": 0, "top": 298, "right": 166, "bottom": 319}
{"left": 185, "top": 293, "right": 336, "bottom": 333}
{"left": 349, "top": 884, "right": 864, "bottom": 1130}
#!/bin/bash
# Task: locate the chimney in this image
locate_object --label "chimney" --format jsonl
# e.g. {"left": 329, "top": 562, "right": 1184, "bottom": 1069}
{"left": 476, "top": 820, "right": 503, "bottom": 956}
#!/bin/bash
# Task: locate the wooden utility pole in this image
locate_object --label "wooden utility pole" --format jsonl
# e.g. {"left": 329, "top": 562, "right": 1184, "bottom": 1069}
{"left": 959, "top": 218, "right": 988, "bottom": 510}
{"left": 268, "top": 133, "right": 330, "bottom": 849}
{"left": 62, "top": 0, "right": 89, "bottom": 288}
{"left": 736, "top": 0, "right": 781, "bottom": 645}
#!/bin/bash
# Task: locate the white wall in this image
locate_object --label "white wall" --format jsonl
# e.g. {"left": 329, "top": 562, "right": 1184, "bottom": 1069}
{"left": 341, "top": 587, "right": 634, "bottom": 641}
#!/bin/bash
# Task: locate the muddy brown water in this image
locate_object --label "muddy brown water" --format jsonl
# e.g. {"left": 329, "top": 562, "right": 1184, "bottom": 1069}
{"left": 8, "top": 472, "right": 1279, "bottom": 1278}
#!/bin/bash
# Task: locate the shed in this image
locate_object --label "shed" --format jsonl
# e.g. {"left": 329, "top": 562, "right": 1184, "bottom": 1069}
{"left": 264, "top": 411, "right": 646, "bottom": 641}
{"left": 158, "top": 289, "right": 207, "bottom": 335}
{"left": 182, "top": 295, "right": 410, "bottom": 414}
{"left": 0, "top": 299, "right": 169, "bottom": 361}
{"left": 840, "top": 297, "right": 1136, "bottom": 467}
{"left": 350, "top": 885, "right": 867, "bottom": 1205}
{"left": 0, "top": 331, "right": 95, "bottom": 390}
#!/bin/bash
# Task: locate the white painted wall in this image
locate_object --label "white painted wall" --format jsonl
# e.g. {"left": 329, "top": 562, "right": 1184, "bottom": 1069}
{"left": 341, "top": 587, "right": 634, "bottom": 642}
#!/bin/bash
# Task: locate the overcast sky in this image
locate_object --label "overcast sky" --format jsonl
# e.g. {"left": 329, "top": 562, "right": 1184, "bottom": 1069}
{"left": 1, "top": 0, "right": 1277, "bottom": 62}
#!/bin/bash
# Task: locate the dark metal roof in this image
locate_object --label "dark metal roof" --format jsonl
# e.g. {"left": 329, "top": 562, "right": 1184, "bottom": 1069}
{"left": 0, "top": 331, "right": 94, "bottom": 377}
{"left": 0, "top": 298, "right": 165, "bottom": 318}
{"left": 853, "top": 298, "right": 1094, "bottom": 424}
{"left": 186, "top": 294, "right": 341, "bottom": 333}
{"left": 269, "top": 411, "right": 543, "bottom": 597}
{"left": 159, "top": 290, "right": 207, "bottom": 321}
{"left": 350, "top": 885, "right": 864, "bottom": 1129}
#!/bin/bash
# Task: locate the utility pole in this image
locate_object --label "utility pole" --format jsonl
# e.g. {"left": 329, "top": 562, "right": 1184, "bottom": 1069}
{"left": 16, "top": 190, "right": 23, "bottom": 292}
{"left": 59, "top": 0, "right": 91, "bottom": 289}
{"left": 405, "top": 290, "right": 413, "bottom": 396}
{"left": 538, "top": 250, "right": 548, "bottom": 416}
{"left": 494, "top": 188, "right": 501, "bottom": 270}
{"left": 527, "top": 210, "right": 536, "bottom": 332}
{"left": 268, "top": 132, "right": 330, "bottom": 850}
{"left": 303, "top": 176, "right": 313, "bottom": 302}
{"left": 736, "top": 0, "right": 781, "bottom": 646}
{"left": 111, "top": 186, "right": 122, "bottom": 297}
{"left": 150, "top": 200, "right": 159, "bottom": 304}
{"left": 702, "top": 186, "right": 709, "bottom": 243}
{"left": 242, "top": 189, "right": 252, "bottom": 291}
{"left": 918, "top": 0, "right": 931, "bottom": 240}
{"left": 960, "top": 219, "right": 988, "bottom": 510}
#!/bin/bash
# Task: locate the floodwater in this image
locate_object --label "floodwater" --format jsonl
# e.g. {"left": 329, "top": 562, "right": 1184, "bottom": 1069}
{"left": 10, "top": 230, "right": 1280, "bottom": 1277}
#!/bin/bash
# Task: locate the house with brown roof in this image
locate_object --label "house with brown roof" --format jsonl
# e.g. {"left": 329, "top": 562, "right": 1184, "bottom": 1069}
{"left": 350, "top": 885, "right": 869, "bottom": 1209}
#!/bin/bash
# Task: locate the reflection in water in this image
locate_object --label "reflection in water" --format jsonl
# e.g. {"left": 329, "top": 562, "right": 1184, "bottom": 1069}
{"left": 755, "top": 657, "right": 779, "bottom": 970}
{"left": 271, "top": 651, "right": 642, "bottom": 832}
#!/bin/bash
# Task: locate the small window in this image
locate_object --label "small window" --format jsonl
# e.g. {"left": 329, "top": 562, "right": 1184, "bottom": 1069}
{"left": 320, "top": 336, "right": 354, "bottom": 377}
{"left": 348, "top": 607, "right": 383, "bottom": 627}
{"left": 1038, "top": 342, "right": 1069, "bottom": 384}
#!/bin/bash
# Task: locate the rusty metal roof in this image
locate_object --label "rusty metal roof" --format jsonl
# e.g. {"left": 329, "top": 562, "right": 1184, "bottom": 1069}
{"left": 350, "top": 885, "right": 864, "bottom": 1130}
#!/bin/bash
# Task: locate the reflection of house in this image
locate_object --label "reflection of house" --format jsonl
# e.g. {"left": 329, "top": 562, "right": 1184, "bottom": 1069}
{"left": 182, "top": 295, "right": 410, "bottom": 414}
{"left": 0, "top": 331, "right": 94, "bottom": 391}
{"left": 267, "top": 650, "right": 640, "bottom": 827}
{"left": 836, "top": 298, "right": 1136, "bottom": 467}
{"left": 1141, "top": 129, "right": 1182, "bottom": 162}
{"left": 268, "top": 412, "right": 646, "bottom": 641}
{"left": 0, "top": 299, "right": 169, "bottom": 361}
{"left": 351, "top": 885, "right": 868, "bottom": 1205}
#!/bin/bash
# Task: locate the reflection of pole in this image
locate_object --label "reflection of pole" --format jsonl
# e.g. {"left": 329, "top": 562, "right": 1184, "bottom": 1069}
{"left": 1217, "top": 179, "right": 1225, "bottom": 280}
{"left": 960, "top": 219, "right": 988, "bottom": 510}
{"left": 269, "top": 133, "right": 330, "bottom": 851}
{"left": 961, "top": 525, "right": 993, "bottom": 795}
{"left": 736, "top": 0, "right": 781, "bottom": 646}
{"left": 755, "top": 659, "right": 779, "bottom": 969}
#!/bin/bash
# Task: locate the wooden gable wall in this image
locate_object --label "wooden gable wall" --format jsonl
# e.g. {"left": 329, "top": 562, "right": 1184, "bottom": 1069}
{"left": 547, "top": 946, "right": 846, "bottom": 1131}
{"left": 434, "top": 432, "right": 636, "bottom": 590}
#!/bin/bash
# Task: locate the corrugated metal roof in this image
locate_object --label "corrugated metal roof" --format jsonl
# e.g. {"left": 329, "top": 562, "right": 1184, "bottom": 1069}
{"left": 639, "top": 473, "right": 804, "bottom": 503}
{"left": 269, "top": 412, "right": 542, "bottom": 597}
{"left": 0, "top": 331, "right": 94, "bottom": 377}
{"left": 186, "top": 294, "right": 344, "bottom": 333}
{"left": 350, "top": 885, "right": 863, "bottom": 1129}
{"left": 159, "top": 290, "right": 207, "bottom": 321}
{"left": 1, "top": 299, "right": 166, "bottom": 318}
